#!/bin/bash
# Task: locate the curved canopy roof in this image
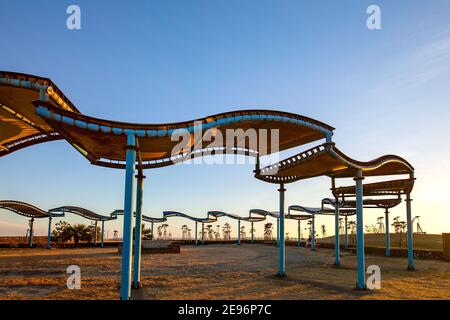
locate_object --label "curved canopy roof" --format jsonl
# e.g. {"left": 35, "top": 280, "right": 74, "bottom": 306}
{"left": 1, "top": 71, "right": 334, "bottom": 168}
{"left": 49, "top": 206, "right": 116, "bottom": 222}
{"left": 110, "top": 209, "right": 167, "bottom": 223}
{"left": 0, "top": 72, "right": 80, "bottom": 157}
{"left": 0, "top": 200, "right": 64, "bottom": 219}
{"left": 34, "top": 102, "right": 334, "bottom": 169}
{"left": 0, "top": 200, "right": 52, "bottom": 218}
{"left": 288, "top": 196, "right": 403, "bottom": 217}
{"left": 288, "top": 205, "right": 356, "bottom": 216}
{"left": 163, "top": 210, "right": 267, "bottom": 223}
{"left": 255, "top": 143, "right": 414, "bottom": 184}
{"left": 207, "top": 210, "right": 266, "bottom": 222}
{"left": 321, "top": 197, "right": 402, "bottom": 209}
{"left": 332, "top": 179, "right": 415, "bottom": 197}
{"left": 249, "top": 209, "right": 312, "bottom": 221}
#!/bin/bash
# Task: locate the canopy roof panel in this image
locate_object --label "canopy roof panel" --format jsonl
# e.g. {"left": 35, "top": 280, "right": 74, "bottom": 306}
{"left": 163, "top": 210, "right": 267, "bottom": 223}
{"left": 49, "top": 206, "right": 116, "bottom": 221}
{"left": 333, "top": 179, "right": 415, "bottom": 197}
{"left": 34, "top": 101, "right": 334, "bottom": 169}
{"left": 321, "top": 197, "right": 402, "bottom": 209}
{"left": 1, "top": 71, "right": 334, "bottom": 168}
{"left": 249, "top": 209, "right": 312, "bottom": 221}
{"left": 288, "top": 205, "right": 356, "bottom": 216}
{"left": 207, "top": 210, "right": 266, "bottom": 222}
{"left": 0, "top": 71, "right": 80, "bottom": 157}
{"left": 0, "top": 200, "right": 50, "bottom": 218}
{"left": 256, "top": 143, "right": 414, "bottom": 184}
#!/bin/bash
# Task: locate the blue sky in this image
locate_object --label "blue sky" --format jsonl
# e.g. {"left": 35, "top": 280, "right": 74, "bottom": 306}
{"left": 1, "top": 0, "right": 449, "bottom": 238}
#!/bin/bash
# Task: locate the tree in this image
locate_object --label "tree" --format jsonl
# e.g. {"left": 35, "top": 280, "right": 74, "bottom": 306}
{"left": 71, "top": 224, "right": 91, "bottom": 247}
{"left": 263, "top": 223, "right": 273, "bottom": 240}
{"left": 51, "top": 221, "right": 73, "bottom": 243}
{"left": 205, "top": 225, "right": 213, "bottom": 240}
{"left": 157, "top": 226, "right": 163, "bottom": 239}
{"left": 161, "top": 224, "right": 169, "bottom": 239}
{"left": 222, "top": 223, "right": 231, "bottom": 240}
{"left": 348, "top": 221, "right": 357, "bottom": 234}
{"left": 240, "top": 226, "right": 246, "bottom": 240}
{"left": 142, "top": 224, "right": 152, "bottom": 240}
{"left": 181, "top": 225, "right": 189, "bottom": 240}
{"left": 321, "top": 225, "right": 327, "bottom": 238}
{"left": 365, "top": 224, "right": 379, "bottom": 234}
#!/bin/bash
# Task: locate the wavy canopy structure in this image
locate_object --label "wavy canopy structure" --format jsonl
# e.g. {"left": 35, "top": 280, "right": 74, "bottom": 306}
{"left": 255, "top": 142, "right": 414, "bottom": 184}
{"left": 49, "top": 206, "right": 117, "bottom": 222}
{"left": 0, "top": 71, "right": 335, "bottom": 169}
{"left": 0, "top": 72, "right": 80, "bottom": 156}
{"left": 0, "top": 200, "right": 58, "bottom": 219}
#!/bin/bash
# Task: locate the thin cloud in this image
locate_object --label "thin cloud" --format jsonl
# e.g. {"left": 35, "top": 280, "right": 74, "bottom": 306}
{"left": 373, "top": 28, "right": 450, "bottom": 93}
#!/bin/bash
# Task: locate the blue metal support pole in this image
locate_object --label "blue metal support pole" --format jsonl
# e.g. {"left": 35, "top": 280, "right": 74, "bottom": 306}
{"left": 133, "top": 174, "right": 144, "bottom": 288}
{"left": 332, "top": 177, "right": 340, "bottom": 265}
{"left": 278, "top": 183, "right": 286, "bottom": 276}
{"left": 94, "top": 221, "right": 98, "bottom": 246}
{"left": 120, "top": 134, "right": 136, "bottom": 300}
{"left": 151, "top": 221, "right": 154, "bottom": 240}
{"left": 201, "top": 222, "right": 204, "bottom": 245}
{"left": 47, "top": 217, "right": 52, "bottom": 249}
{"left": 195, "top": 222, "right": 198, "bottom": 246}
{"left": 406, "top": 194, "right": 415, "bottom": 270}
{"left": 297, "top": 220, "right": 301, "bottom": 247}
{"left": 276, "top": 217, "right": 280, "bottom": 247}
{"left": 101, "top": 220, "right": 105, "bottom": 248}
{"left": 29, "top": 218, "right": 34, "bottom": 248}
{"left": 385, "top": 209, "right": 390, "bottom": 257}
{"left": 344, "top": 215, "right": 348, "bottom": 250}
{"left": 334, "top": 197, "right": 341, "bottom": 266}
{"left": 251, "top": 221, "right": 254, "bottom": 244}
{"left": 311, "top": 215, "right": 316, "bottom": 251}
{"left": 355, "top": 169, "right": 366, "bottom": 289}
{"left": 237, "top": 220, "right": 241, "bottom": 245}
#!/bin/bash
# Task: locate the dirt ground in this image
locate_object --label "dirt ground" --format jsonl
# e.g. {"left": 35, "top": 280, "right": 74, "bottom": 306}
{"left": 0, "top": 244, "right": 449, "bottom": 300}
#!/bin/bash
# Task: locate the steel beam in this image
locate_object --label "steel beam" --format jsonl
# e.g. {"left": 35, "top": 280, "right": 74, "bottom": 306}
{"left": 101, "top": 220, "right": 105, "bottom": 248}
{"left": 29, "top": 217, "right": 34, "bottom": 248}
{"left": 276, "top": 217, "right": 280, "bottom": 247}
{"left": 195, "top": 221, "right": 198, "bottom": 246}
{"left": 344, "top": 215, "right": 348, "bottom": 250}
{"left": 237, "top": 219, "right": 241, "bottom": 245}
{"left": 133, "top": 174, "right": 144, "bottom": 288}
{"left": 201, "top": 222, "right": 204, "bottom": 245}
{"left": 355, "top": 169, "right": 366, "bottom": 289}
{"left": 385, "top": 209, "right": 390, "bottom": 256}
{"left": 251, "top": 221, "right": 254, "bottom": 244}
{"left": 406, "top": 194, "right": 415, "bottom": 270}
{"left": 47, "top": 217, "right": 52, "bottom": 249}
{"left": 120, "top": 133, "right": 136, "bottom": 300}
{"left": 278, "top": 183, "right": 286, "bottom": 276}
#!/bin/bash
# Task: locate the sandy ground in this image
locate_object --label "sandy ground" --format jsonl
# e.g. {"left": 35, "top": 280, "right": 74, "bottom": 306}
{"left": 0, "top": 244, "right": 449, "bottom": 300}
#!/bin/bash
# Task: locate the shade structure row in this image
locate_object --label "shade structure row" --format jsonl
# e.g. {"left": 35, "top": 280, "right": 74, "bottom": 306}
{"left": 255, "top": 139, "right": 415, "bottom": 289}
{"left": 0, "top": 201, "right": 117, "bottom": 248}
{"left": 0, "top": 71, "right": 416, "bottom": 298}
